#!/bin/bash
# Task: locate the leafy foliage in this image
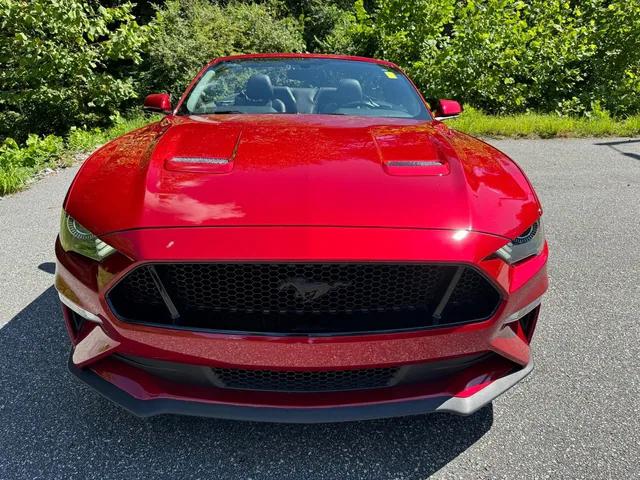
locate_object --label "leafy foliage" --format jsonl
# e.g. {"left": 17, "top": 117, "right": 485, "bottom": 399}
{"left": 0, "top": 0, "right": 148, "bottom": 142}
{"left": 322, "top": 0, "right": 640, "bottom": 116}
{"left": 0, "top": 134, "right": 65, "bottom": 195}
{"left": 0, "top": 113, "right": 156, "bottom": 195}
{"left": 271, "top": 0, "right": 355, "bottom": 52}
{"left": 65, "top": 113, "right": 157, "bottom": 152}
{"left": 140, "top": 0, "right": 306, "bottom": 100}
{"left": 576, "top": 0, "right": 640, "bottom": 116}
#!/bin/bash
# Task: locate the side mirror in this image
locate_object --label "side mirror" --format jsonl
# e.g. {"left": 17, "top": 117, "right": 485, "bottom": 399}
{"left": 143, "top": 93, "right": 172, "bottom": 113}
{"left": 433, "top": 99, "right": 462, "bottom": 120}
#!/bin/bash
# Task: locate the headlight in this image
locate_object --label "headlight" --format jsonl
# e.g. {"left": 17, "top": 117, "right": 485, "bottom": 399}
{"left": 59, "top": 212, "right": 116, "bottom": 261}
{"left": 495, "top": 219, "right": 545, "bottom": 264}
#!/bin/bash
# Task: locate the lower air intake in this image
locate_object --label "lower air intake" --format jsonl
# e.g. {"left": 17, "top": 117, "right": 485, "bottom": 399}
{"left": 211, "top": 367, "right": 399, "bottom": 392}
{"left": 116, "top": 352, "right": 495, "bottom": 394}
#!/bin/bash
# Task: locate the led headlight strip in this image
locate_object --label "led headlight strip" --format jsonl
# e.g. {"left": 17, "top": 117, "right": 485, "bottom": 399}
{"left": 60, "top": 212, "right": 116, "bottom": 262}
{"left": 495, "top": 220, "right": 545, "bottom": 264}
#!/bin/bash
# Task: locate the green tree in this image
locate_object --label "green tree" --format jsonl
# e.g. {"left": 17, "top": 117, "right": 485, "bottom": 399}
{"left": 269, "top": 0, "right": 354, "bottom": 52}
{"left": 141, "top": 0, "right": 306, "bottom": 100}
{"left": 321, "top": 0, "right": 640, "bottom": 116}
{"left": 421, "top": 0, "right": 596, "bottom": 114}
{"left": 0, "top": 0, "right": 148, "bottom": 141}
{"left": 577, "top": 0, "right": 640, "bottom": 116}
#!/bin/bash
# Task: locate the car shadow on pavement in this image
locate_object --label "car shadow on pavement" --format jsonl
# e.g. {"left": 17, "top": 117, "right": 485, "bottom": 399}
{"left": 0, "top": 286, "right": 493, "bottom": 480}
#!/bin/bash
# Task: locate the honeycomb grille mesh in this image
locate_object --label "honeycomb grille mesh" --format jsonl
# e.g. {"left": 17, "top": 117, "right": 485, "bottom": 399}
{"left": 211, "top": 367, "right": 399, "bottom": 392}
{"left": 445, "top": 268, "right": 494, "bottom": 318}
{"left": 107, "top": 263, "right": 501, "bottom": 334}
{"left": 114, "top": 266, "right": 163, "bottom": 306}
{"left": 162, "top": 263, "right": 444, "bottom": 314}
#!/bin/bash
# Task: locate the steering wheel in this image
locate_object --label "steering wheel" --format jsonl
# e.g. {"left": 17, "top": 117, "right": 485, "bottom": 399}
{"left": 192, "top": 95, "right": 220, "bottom": 114}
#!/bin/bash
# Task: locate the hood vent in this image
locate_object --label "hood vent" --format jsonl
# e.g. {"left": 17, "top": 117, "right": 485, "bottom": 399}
{"left": 385, "top": 160, "right": 442, "bottom": 167}
{"left": 373, "top": 128, "right": 450, "bottom": 176}
{"left": 382, "top": 159, "right": 448, "bottom": 176}
{"left": 165, "top": 156, "right": 233, "bottom": 173}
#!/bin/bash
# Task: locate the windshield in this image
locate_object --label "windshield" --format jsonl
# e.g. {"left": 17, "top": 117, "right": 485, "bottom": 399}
{"left": 179, "top": 58, "right": 430, "bottom": 120}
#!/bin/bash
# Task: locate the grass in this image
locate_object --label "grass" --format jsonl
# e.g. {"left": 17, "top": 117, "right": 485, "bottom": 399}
{"left": 1, "top": 107, "right": 639, "bottom": 196}
{"left": 0, "top": 113, "right": 155, "bottom": 196}
{"left": 449, "top": 107, "right": 640, "bottom": 138}
{"left": 65, "top": 115, "right": 154, "bottom": 153}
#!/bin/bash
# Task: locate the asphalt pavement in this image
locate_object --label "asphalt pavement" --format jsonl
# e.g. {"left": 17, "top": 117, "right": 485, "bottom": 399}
{"left": 0, "top": 137, "right": 639, "bottom": 479}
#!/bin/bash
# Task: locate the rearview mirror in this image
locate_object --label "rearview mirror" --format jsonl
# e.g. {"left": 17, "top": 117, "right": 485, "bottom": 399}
{"left": 144, "top": 93, "right": 172, "bottom": 113}
{"left": 433, "top": 99, "right": 462, "bottom": 120}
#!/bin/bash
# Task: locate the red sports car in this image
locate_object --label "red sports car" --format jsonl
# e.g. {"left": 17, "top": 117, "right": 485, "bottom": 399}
{"left": 55, "top": 53, "right": 548, "bottom": 422}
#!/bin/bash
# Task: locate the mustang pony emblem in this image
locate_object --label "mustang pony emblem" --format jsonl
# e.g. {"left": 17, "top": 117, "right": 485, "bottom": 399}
{"left": 279, "top": 278, "right": 350, "bottom": 303}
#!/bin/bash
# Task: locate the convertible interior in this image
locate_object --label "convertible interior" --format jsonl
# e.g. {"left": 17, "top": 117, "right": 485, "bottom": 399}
{"left": 189, "top": 70, "right": 419, "bottom": 118}
{"left": 232, "top": 73, "right": 373, "bottom": 114}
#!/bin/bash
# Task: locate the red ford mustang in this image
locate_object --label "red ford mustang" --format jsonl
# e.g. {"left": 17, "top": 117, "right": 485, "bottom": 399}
{"left": 55, "top": 53, "right": 548, "bottom": 422}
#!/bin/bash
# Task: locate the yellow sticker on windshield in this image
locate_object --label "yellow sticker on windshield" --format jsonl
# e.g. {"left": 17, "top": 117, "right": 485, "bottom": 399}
{"left": 384, "top": 71, "right": 397, "bottom": 79}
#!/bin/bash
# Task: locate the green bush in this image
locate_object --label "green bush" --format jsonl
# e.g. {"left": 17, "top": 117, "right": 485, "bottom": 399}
{"left": 0, "top": 0, "right": 148, "bottom": 142}
{"left": 0, "top": 112, "right": 155, "bottom": 195}
{"left": 0, "top": 134, "right": 65, "bottom": 194}
{"left": 273, "top": 0, "right": 355, "bottom": 52}
{"left": 66, "top": 113, "right": 155, "bottom": 152}
{"left": 322, "top": 0, "right": 640, "bottom": 117}
{"left": 576, "top": 1, "right": 640, "bottom": 116}
{"left": 141, "top": 0, "right": 306, "bottom": 101}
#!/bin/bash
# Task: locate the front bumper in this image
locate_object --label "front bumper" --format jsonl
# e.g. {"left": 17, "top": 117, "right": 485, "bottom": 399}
{"left": 56, "top": 226, "right": 548, "bottom": 422}
{"left": 68, "top": 353, "right": 533, "bottom": 422}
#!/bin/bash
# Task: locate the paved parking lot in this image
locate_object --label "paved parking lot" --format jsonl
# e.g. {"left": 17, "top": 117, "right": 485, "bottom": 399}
{"left": 0, "top": 138, "right": 638, "bottom": 479}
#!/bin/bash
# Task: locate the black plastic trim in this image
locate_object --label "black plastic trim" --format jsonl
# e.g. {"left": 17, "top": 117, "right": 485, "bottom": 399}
{"left": 68, "top": 354, "right": 454, "bottom": 423}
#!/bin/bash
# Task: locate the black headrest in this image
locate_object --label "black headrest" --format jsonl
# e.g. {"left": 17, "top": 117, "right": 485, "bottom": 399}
{"left": 273, "top": 86, "right": 297, "bottom": 113}
{"left": 336, "top": 79, "right": 362, "bottom": 104}
{"left": 246, "top": 74, "right": 273, "bottom": 101}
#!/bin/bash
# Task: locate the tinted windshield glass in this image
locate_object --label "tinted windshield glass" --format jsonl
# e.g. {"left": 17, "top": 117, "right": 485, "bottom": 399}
{"left": 180, "top": 58, "right": 430, "bottom": 120}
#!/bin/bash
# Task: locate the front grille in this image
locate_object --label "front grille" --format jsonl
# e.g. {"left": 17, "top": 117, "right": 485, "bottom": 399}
{"left": 108, "top": 263, "right": 501, "bottom": 334}
{"left": 211, "top": 367, "right": 399, "bottom": 392}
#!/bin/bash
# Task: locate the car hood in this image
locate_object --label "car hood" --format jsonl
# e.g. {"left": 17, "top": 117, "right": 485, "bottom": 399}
{"left": 66, "top": 114, "right": 540, "bottom": 239}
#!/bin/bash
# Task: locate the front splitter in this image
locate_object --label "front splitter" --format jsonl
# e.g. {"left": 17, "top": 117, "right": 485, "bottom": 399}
{"left": 68, "top": 354, "right": 533, "bottom": 423}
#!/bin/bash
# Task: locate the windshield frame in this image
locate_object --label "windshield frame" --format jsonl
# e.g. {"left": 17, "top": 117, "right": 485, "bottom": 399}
{"left": 174, "top": 55, "right": 433, "bottom": 121}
